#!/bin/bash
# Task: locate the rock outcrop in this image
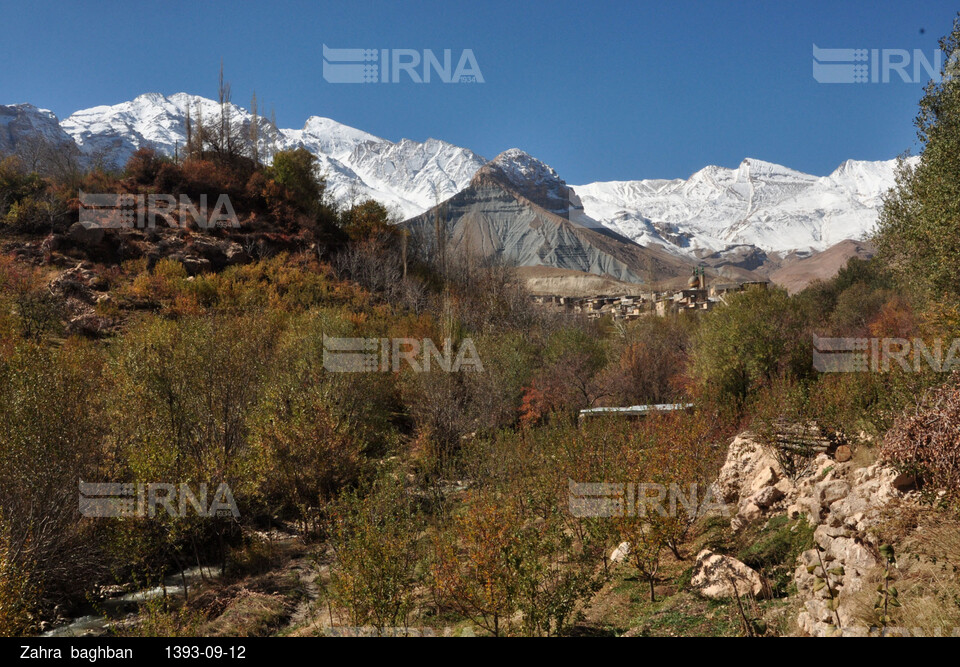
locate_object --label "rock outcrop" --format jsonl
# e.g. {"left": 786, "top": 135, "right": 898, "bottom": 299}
{"left": 691, "top": 549, "right": 768, "bottom": 600}
{"left": 47, "top": 262, "right": 114, "bottom": 336}
{"left": 713, "top": 431, "right": 914, "bottom": 636}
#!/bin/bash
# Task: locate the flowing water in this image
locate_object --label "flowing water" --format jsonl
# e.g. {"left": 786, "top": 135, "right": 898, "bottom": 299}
{"left": 41, "top": 565, "right": 220, "bottom": 637}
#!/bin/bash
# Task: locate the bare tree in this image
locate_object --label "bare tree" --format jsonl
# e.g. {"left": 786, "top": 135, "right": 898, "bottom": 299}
{"left": 217, "top": 60, "right": 234, "bottom": 160}
{"left": 249, "top": 91, "right": 260, "bottom": 167}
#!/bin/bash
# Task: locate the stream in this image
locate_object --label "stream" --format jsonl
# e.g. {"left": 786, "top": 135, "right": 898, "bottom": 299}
{"left": 41, "top": 565, "right": 221, "bottom": 637}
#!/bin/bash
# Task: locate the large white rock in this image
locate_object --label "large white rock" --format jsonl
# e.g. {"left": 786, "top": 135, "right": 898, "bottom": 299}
{"left": 713, "top": 434, "right": 782, "bottom": 504}
{"left": 610, "top": 541, "right": 631, "bottom": 564}
{"left": 691, "top": 549, "right": 768, "bottom": 600}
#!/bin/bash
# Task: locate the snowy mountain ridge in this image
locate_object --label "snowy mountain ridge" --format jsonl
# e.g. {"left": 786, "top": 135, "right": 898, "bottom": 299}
{"left": 55, "top": 93, "right": 486, "bottom": 220}
{"left": 0, "top": 92, "right": 912, "bottom": 257}
{"left": 571, "top": 156, "right": 915, "bottom": 256}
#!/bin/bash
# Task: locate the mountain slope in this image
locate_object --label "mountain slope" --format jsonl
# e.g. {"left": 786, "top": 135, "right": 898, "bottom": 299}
{"left": 0, "top": 92, "right": 910, "bottom": 265}
{"left": 0, "top": 103, "right": 81, "bottom": 170}
{"left": 769, "top": 239, "right": 876, "bottom": 294}
{"left": 403, "top": 150, "right": 696, "bottom": 285}
{"left": 572, "top": 157, "right": 913, "bottom": 256}
{"left": 54, "top": 93, "right": 486, "bottom": 220}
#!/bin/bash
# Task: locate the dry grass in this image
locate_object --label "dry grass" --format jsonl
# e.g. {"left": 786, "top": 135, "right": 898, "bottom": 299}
{"left": 859, "top": 503, "right": 960, "bottom": 636}
{"left": 199, "top": 588, "right": 293, "bottom": 637}
{"left": 850, "top": 442, "right": 879, "bottom": 470}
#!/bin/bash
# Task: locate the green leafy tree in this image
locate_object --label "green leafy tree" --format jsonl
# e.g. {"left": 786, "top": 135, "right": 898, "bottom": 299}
{"left": 268, "top": 148, "right": 325, "bottom": 215}
{"left": 690, "top": 287, "right": 810, "bottom": 413}
{"left": 326, "top": 476, "right": 425, "bottom": 635}
{"left": 876, "top": 15, "right": 960, "bottom": 301}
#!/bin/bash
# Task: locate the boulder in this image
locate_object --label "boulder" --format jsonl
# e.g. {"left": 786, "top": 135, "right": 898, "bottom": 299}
{"left": 713, "top": 434, "right": 782, "bottom": 504}
{"left": 892, "top": 473, "right": 917, "bottom": 492}
{"left": 691, "top": 549, "right": 768, "bottom": 600}
{"left": 48, "top": 263, "right": 108, "bottom": 303}
{"left": 610, "top": 541, "right": 630, "bottom": 564}
{"left": 774, "top": 478, "right": 794, "bottom": 496}
{"left": 749, "top": 465, "right": 780, "bottom": 495}
{"left": 816, "top": 479, "right": 851, "bottom": 506}
{"left": 223, "top": 241, "right": 251, "bottom": 266}
{"left": 67, "top": 311, "right": 110, "bottom": 337}
{"left": 751, "top": 485, "right": 785, "bottom": 509}
{"left": 67, "top": 222, "right": 105, "bottom": 247}
{"left": 170, "top": 253, "right": 212, "bottom": 276}
{"left": 738, "top": 501, "right": 764, "bottom": 523}
{"left": 188, "top": 237, "right": 251, "bottom": 269}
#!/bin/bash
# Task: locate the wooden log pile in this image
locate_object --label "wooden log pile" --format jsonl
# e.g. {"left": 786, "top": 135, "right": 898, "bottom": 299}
{"left": 769, "top": 419, "right": 845, "bottom": 455}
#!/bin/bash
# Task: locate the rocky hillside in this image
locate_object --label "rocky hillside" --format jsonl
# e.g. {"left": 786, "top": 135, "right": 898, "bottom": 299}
{"left": 403, "top": 150, "right": 699, "bottom": 285}
{"left": 711, "top": 432, "right": 935, "bottom": 636}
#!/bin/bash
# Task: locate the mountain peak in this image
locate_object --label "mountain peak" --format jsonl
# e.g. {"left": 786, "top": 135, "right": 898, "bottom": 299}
{"left": 737, "top": 157, "right": 811, "bottom": 180}
{"left": 288, "top": 116, "right": 383, "bottom": 159}
{"left": 485, "top": 148, "right": 562, "bottom": 188}
{"left": 491, "top": 147, "right": 555, "bottom": 172}
{"left": 2, "top": 102, "right": 53, "bottom": 115}
{"left": 472, "top": 149, "right": 579, "bottom": 217}
{"left": 133, "top": 92, "right": 169, "bottom": 105}
{"left": 302, "top": 115, "right": 372, "bottom": 136}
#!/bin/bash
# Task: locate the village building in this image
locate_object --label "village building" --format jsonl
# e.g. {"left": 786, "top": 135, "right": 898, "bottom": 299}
{"left": 528, "top": 270, "right": 769, "bottom": 320}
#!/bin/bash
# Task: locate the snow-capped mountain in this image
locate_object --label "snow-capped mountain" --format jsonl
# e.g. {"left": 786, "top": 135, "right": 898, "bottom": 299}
{"left": 283, "top": 114, "right": 381, "bottom": 161}
{"left": 571, "top": 157, "right": 914, "bottom": 257}
{"left": 0, "top": 103, "right": 80, "bottom": 169}
{"left": 61, "top": 92, "right": 283, "bottom": 166}
{"left": 54, "top": 93, "right": 486, "bottom": 219}
{"left": 340, "top": 137, "right": 486, "bottom": 215}
{"left": 0, "top": 92, "right": 911, "bottom": 261}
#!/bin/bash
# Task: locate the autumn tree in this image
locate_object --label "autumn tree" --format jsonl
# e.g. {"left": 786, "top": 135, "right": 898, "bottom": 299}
{"left": 250, "top": 311, "right": 399, "bottom": 527}
{"left": 0, "top": 340, "right": 109, "bottom": 623}
{"left": 340, "top": 200, "right": 395, "bottom": 242}
{"left": 433, "top": 493, "right": 529, "bottom": 636}
{"left": 432, "top": 490, "right": 605, "bottom": 636}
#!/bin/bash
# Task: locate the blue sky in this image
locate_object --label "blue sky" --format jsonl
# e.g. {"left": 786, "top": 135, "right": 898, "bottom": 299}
{"left": 0, "top": 1, "right": 956, "bottom": 183}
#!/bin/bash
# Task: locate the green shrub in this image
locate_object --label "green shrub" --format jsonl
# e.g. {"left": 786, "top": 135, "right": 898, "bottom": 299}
{"left": 738, "top": 516, "right": 815, "bottom": 597}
